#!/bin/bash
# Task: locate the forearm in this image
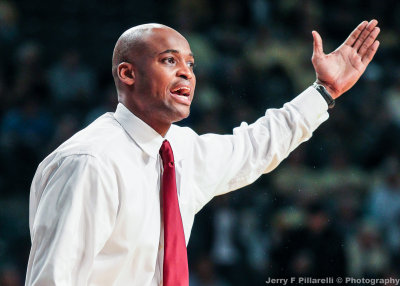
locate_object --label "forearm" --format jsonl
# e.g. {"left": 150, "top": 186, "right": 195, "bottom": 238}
{"left": 192, "top": 86, "right": 329, "bottom": 211}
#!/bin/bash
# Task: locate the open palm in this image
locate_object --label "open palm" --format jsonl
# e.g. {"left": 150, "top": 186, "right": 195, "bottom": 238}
{"left": 312, "top": 20, "right": 380, "bottom": 99}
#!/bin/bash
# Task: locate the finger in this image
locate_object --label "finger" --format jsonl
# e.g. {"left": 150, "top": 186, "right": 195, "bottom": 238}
{"left": 353, "top": 19, "right": 378, "bottom": 50}
{"left": 344, "top": 21, "right": 368, "bottom": 46}
{"left": 358, "top": 26, "right": 380, "bottom": 56}
{"left": 362, "top": 40, "right": 380, "bottom": 65}
{"left": 312, "top": 30, "right": 324, "bottom": 57}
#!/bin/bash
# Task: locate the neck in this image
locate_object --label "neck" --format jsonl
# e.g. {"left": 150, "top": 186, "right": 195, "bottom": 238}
{"left": 121, "top": 101, "right": 171, "bottom": 137}
{"left": 143, "top": 117, "right": 171, "bottom": 137}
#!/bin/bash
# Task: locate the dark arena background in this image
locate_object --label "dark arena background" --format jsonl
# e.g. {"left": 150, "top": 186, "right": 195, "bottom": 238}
{"left": 1, "top": 0, "right": 400, "bottom": 285}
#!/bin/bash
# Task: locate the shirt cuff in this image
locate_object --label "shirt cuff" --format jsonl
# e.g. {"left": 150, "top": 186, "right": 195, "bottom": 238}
{"left": 290, "top": 86, "right": 330, "bottom": 131}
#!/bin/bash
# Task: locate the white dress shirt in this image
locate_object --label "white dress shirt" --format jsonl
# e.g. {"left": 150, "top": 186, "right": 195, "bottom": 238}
{"left": 26, "top": 87, "right": 329, "bottom": 286}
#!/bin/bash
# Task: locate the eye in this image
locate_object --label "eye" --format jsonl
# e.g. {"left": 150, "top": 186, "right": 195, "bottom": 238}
{"left": 187, "top": 62, "right": 195, "bottom": 70}
{"left": 162, "top": 57, "right": 176, "bottom": 65}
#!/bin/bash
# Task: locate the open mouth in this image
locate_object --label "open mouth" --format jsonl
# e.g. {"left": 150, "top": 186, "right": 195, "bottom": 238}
{"left": 169, "top": 86, "right": 191, "bottom": 105}
{"left": 170, "top": 86, "right": 191, "bottom": 97}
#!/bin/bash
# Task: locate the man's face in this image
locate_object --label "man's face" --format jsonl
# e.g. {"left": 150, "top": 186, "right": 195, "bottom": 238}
{"left": 132, "top": 28, "right": 196, "bottom": 125}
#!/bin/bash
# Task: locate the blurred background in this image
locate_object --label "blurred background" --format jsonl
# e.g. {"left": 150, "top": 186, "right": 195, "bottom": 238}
{"left": 1, "top": 0, "right": 400, "bottom": 285}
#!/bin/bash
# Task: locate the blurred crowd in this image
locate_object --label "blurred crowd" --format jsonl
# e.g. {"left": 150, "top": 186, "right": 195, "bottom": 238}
{"left": 1, "top": 0, "right": 400, "bottom": 285}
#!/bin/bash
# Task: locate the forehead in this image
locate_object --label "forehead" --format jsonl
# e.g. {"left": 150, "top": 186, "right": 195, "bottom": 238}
{"left": 143, "top": 28, "right": 192, "bottom": 56}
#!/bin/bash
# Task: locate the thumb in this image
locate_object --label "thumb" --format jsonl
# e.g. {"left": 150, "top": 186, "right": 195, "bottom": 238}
{"left": 312, "top": 30, "right": 324, "bottom": 56}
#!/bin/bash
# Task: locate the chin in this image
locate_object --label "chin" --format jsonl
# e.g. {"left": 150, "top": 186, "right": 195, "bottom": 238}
{"left": 172, "top": 108, "right": 190, "bottom": 123}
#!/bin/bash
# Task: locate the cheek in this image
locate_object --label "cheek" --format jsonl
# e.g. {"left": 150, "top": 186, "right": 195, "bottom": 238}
{"left": 191, "top": 77, "right": 196, "bottom": 94}
{"left": 139, "top": 64, "right": 170, "bottom": 86}
{"left": 152, "top": 70, "right": 174, "bottom": 92}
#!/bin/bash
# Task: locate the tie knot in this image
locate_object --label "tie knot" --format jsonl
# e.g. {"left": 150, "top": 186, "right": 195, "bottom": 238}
{"left": 159, "top": 139, "right": 175, "bottom": 166}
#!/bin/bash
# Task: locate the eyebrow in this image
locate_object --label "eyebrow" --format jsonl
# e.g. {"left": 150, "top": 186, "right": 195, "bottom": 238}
{"left": 158, "top": 49, "right": 194, "bottom": 58}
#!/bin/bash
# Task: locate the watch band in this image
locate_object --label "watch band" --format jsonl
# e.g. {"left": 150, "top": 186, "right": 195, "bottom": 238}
{"left": 312, "top": 82, "right": 335, "bottom": 109}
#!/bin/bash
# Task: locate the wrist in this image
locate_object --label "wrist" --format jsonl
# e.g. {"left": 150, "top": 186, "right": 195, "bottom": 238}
{"left": 312, "top": 82, "right": 335, "bottom": 109}
{"left": 314, "top": 80, "right": 339, "bottom": 99}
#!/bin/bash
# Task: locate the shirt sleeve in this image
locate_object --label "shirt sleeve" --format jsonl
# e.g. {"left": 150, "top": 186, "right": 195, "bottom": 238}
{"left": 191, "top": 87, "right": 329, "bottom": 212}
{"left": 25, "top": 154, "right": 119, "bottom": 286}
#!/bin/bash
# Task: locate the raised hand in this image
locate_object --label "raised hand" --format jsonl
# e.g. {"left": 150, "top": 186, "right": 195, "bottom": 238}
{"left": 311, "top": 20, "right": 380, "bottom": 99}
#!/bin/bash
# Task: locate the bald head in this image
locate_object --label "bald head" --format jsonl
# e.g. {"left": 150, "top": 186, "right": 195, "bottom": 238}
{"left": 112, "top": 23, "right": 180, "bottom": 87}
{"left": 110, "top": 23, "right": 196, "bottom": 135}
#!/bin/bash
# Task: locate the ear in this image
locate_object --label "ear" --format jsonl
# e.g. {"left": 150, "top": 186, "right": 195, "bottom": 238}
{"left": 117, "top": 62, "right": 135, "bottom": 85}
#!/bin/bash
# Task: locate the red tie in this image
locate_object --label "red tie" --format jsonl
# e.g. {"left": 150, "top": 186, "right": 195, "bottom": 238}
{"left": 159, "top": 140, "right": 189, "bottom": 286}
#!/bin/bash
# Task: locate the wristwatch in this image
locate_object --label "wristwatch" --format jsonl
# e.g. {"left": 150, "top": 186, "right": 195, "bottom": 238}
{"left": 312, "top": 82, "right": 335, "bottom": 109}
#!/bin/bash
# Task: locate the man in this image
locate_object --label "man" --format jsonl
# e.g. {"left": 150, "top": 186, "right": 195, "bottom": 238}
{"left": 25, "top": 21, "right": 380, "bottom": 285}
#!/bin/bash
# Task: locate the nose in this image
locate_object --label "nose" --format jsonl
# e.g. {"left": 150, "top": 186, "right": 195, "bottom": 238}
{"left": 176, "top": 62, "right": 193, "bottom": 80}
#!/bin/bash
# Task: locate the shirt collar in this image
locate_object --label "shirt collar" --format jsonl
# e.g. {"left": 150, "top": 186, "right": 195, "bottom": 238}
{"left": 113, "top": 103, "right": 164, "bottom": 159}
{"left": 113, "top": 103, "right": 184, "bottom": 161}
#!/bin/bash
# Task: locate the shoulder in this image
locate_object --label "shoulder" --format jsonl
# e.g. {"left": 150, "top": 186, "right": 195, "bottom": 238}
{"left": 40, "top": 112, "right": 130, "bottom": 169}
